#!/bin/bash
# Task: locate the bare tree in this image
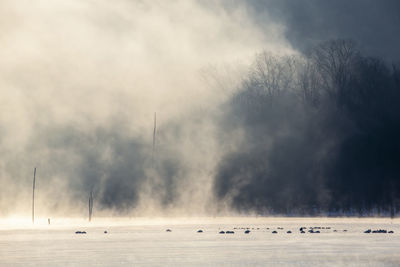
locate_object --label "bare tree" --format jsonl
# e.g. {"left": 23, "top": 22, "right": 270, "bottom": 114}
{"left": 298, "top": 58, "right": 322, "bottom": 108}
{"left": 247, "top": 52, "right": 298, "bottom": 98}
{"left": 309, "top": 39, "right": 360, "bottom": 107}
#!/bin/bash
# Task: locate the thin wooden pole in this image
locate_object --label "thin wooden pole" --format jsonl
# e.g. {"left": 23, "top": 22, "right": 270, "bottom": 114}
{"left": 89, "top": 190, "right": 93, "bottom": 222}
{"left": 32, "top": 167, "right": 36, "bottom": 224}
{"left": 152, "top": 112, "right": 157, "bottom": 163}
{"left": 88, "top": 193, "right": 90, "bottom": 222}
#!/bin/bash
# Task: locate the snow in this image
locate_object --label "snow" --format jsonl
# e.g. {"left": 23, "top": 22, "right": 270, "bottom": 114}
{"left": 0, "top": 217, "right": 399, "bottom": 266}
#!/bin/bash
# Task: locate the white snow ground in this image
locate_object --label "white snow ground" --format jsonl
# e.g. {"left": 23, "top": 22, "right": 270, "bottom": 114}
{"left": 0, "top": 217, "right": 399, "bottom": 266}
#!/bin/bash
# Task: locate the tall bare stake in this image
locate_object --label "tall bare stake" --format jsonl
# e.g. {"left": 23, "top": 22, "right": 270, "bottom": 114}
{"left": 152, "top": 112, "right": 157, "bottom": 164}
{"left": 32, "top": 167, "right": 36, "bottom": 224}
{"left": 88, "top": 190, "right": 93, "bottom": 222}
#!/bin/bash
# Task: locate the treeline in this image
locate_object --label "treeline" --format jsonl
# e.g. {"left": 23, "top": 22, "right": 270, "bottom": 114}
{"left": 215, "top": 40, "right": 400, "bottom": 216}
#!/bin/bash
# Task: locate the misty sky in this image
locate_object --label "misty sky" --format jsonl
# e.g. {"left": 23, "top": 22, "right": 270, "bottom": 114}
{"left": 0, "top": 0, "right": 399, "bottom": 217}
{"left": 245, "top": 0, "right": 400, "bottom": 60}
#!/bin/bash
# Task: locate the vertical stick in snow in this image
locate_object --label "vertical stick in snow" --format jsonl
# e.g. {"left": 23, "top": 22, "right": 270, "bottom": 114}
{"left": 152, "top": 112, "right": 157, "bottom": 164}
{"left": 32, "top": 167, "right": 36, "bottom": 224}
{"left": 88, "top": 193, "right": 91, "bottom": 222}
{"left": 89, "top": 190, "right": 93, "bottom": 222}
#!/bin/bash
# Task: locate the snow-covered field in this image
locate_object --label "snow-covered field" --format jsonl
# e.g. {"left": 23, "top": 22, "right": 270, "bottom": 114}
{"left": 0, "top": 217, "right": 399, "bottom": 266}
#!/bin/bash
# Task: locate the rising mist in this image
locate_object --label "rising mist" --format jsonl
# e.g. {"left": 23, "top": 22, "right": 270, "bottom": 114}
{"left": 1, "top": 0, "right": 399, "bottom": 217}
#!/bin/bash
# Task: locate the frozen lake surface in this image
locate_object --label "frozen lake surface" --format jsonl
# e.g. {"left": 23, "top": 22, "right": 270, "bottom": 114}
{"left": 1, "top": 217, "right": 399, "bottom": 266}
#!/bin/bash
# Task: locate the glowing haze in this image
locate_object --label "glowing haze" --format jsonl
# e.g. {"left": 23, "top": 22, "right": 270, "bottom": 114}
{"left": 0, "top": 0, "right": 293, "bottom": 217}
{"left": 4, "top": 1, "right": 398, "bottom": 219}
